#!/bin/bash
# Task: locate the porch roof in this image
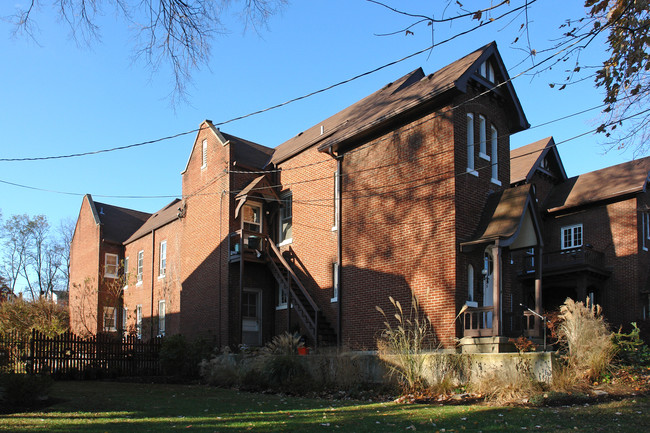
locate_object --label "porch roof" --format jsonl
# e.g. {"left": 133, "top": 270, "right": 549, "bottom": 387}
{"left": 234, "top": 175, "right": 280, "bottom": 218}
{"left": 460, "top": 184, "right": 542, "bottom": 251}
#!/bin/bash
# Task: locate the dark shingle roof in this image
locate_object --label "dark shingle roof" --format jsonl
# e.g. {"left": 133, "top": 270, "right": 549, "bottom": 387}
{"left": 124, "top": 199, "right": 182, "bottom": 244}
{"left": 545, "top": 157, "right": 650, "bottom": 213}
{"left": 271, "top": 41, "right": 528, "bottom": 164}
{"left": 92, "top": 199, "right": 151, "bottom": 244}
{"left": 461, "top": 184, "right": 538, "bottom": 249}
{"left": 225, "top": 132, "right": 275, "bottom": 169}
{"left": 510, "top": 137, "right": 567, "bottom": 185}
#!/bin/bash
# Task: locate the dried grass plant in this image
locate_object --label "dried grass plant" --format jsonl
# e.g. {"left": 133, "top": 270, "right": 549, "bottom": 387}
{"left": 376, "top": 296, "right": 431, "bottom": 392}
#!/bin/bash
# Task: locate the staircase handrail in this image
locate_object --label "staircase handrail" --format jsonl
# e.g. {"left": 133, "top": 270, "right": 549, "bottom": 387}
{"left": 265, "top": 237, "right": 320, "bottom": 314}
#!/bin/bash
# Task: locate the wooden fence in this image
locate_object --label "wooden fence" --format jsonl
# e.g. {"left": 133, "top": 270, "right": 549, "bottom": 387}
{"left": 0, "top": 330, "right": 163, "bottom": 377}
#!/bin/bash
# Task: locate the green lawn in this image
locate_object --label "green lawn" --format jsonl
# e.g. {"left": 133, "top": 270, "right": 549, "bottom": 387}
{"left": 1, "top": 381, "right": 648, "bottom": 432}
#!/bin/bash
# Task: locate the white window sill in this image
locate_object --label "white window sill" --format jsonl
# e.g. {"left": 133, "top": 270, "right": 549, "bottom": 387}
{"left": 158, "top": 275, "right": 166, "bottom": 280}
{"left": 278, "top": 239, "right": 293, "bottom": 247}
{"left": 479, "top": 152, "right": 490, "bottom": 161}
{"left": 491, "top": 178, "right": 502, "bottom": 186}
{"left": 466, "top": 169, "right": 479, "bottom": 177}
{"left": 643, "top": 247, "right": 648, "bottom": 252}
{"left": 331, "top": 226, "right": 338, "bottom": 232}
{"left": 331, "top": 297, "right": 338, "bottom": 303}
{"left": 136, "top": 281, "right": 143, "bottom": 287}
{"left": 276, "top": 304, "right": 288, "bottom": 311}
{"left": 104, "top": 274, "right": 117, "bottom": 279}
{"left": 465, "top": 301, "right": 478, "bottom": 308}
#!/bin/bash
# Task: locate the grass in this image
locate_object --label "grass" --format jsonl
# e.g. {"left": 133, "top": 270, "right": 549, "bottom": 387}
{"left": 1, "top": 381, "right": 649, "bottom": 432}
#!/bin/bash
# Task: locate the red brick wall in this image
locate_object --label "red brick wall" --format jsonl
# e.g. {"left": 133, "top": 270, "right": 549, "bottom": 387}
{"left": 123, "top": 220, "right": 181, "bottom": 339}
{"left": 275, "top": 147, "right": 339, "bottom": 337}
{"left": 544, "top": 196, "right": 642, "bottom": 326}
{"left": 69, "top": 197, "right": 101, "bottom": 336}
{"left": 180, "top": 122, "right": 231, "bottom": 345}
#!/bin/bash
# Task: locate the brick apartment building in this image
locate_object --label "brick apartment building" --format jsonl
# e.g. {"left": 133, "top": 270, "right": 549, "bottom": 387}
{"left": 68, "top": 42, "right": 650, "bottom": 351}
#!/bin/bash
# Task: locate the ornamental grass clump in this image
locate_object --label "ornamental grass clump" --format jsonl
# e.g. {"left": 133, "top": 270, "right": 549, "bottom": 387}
{"left": 556, "top": 298, "right": 617, "bottom": 383}
{"left": 376, "top": 296, "right": 431, "bottom": 393}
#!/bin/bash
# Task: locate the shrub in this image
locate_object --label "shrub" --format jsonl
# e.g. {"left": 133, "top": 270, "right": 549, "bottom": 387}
{"left": 0, "top": 373, "right": 53, "bottom": 407}
{"left": 555, "top": 298, "right": 617, "bottom": 382}
{"left": 613, "top": 322, "right": 650, "bottom": 366}
{"left": 376, "top": 296, "right": 431, "bottom": 393}
{"left": 0, "top": 297, "right": 68, "bottom": 338}
{"left": 160, "top": 334, "right": 214, "bottom": 378}
{"left": 263, "top": 332, "right": 304, "bottom": 355}
{"left": 261, "top": 354, "right": 311, "bottom": 392}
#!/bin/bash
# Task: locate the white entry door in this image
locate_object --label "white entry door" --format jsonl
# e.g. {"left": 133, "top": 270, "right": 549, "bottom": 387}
{"left": 242, "top": 289, "right": 262, "bottom": 346}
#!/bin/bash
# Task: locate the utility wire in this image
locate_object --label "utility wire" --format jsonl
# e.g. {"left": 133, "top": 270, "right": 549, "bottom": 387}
{"left": 0, "top": 0, "right": 538, "bottom": 164}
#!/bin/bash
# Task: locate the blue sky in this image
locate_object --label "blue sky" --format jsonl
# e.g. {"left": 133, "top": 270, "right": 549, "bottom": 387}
{"left": 0, "top": 0, "right": 639, "bottom": 228}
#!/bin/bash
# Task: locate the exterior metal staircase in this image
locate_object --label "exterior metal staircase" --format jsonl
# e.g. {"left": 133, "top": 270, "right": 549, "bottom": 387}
{"left": 264, "top": 240, "right": 337, "bottom": 346}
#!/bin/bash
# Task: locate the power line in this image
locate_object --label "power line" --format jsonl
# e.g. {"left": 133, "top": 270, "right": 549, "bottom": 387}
{"left": 1, "top": 0, "right": 539, "bottom": 164}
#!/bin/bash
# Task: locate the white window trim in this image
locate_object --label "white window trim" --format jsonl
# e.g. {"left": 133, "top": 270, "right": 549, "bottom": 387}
{"left": 561, "top": 224, "right": 583, "bottom": 250}
{"left": 242, "top": 202, "right": 263, "bottom": 233}
{"left": 279, "top": 192, "right": 293, "bottom": 246}
{"left": 466, "top": 113, "right": 475, "bottom": 173}
{"left": 478, "top": 115, "right": 488, "bottom": 158}
{"left": 276, "top": 285, "right": 288, "bottom": 310}
{"left": 136, "top": 250, "right": 144, "bottom": 286}
{"left": 159, "top": 240, "right": 167, "bottom": 277}
{"left": 490, "top": 125, "right": 500, "bottom": 184}
{"left": 104, "top": 253, "right": 118, "bottom": 278}
{"left": 331, "top": 262, "right": 339, "bottom": 303}
{"left": 103, "top": 306, "right": 117, "bottom": 332}
{"left": 136, "top": 305, "right": 143, "bottom": 339}
{"left": 122, "top": 307, "right": 128, "bottom": 334}
{"left": 123, "top": 256, "right": 129, "bottom": 289}
{"left": 201, "top": 139, "right": 207, "bottom": 169}
{"left": 158, "top": 300, "right": 166, "bottom": 337}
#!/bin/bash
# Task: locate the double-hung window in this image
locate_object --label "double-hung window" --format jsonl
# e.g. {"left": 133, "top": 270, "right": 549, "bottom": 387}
{"left": 105, "top": 253, "right": 118, "bottom": 278}
{"left": 331, "top": 263, "right": 339, "bottom": 302}
{"left": 243, "top": 203, "right": 262, "bottom": 233}
{"left": 137, "top": 250, "right": 144, "bottom": 284}
{"left": 159, "top": 241, "right": 167, "bottom": 277}
{"left": 122, "top": 307, "right": 128, "bottom": 334}
{"left": 478, "top": 115, "right": 488, "bottom": 158}
{"left": 103, "top": 307, "right": 116, "bottom": 332}
{"left": 561, "top": 224, "right": 583, "bottom": 250}
{"left": 124, "top": 256, "right": 129, "bottom": 287}
{"left": 158, "top": 300, "right": 166, "bottom": 336}
{"left": 466, "top": 113, "right": 476, "bottom": 175}
{"left": 136, "top": 305, "right": 142, "bottom": 339}
{"left": 279, "top": 192, "right": 293, "bottom": 244}
{"left": 490, "top": 125, "right": 500, "bottom": 185}
{"left": 277, "top": 285, "right": 288, "bottom": 309}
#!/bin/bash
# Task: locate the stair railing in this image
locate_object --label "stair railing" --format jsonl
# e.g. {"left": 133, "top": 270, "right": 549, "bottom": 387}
{"left": 264, "top": 236, "right": 320, "bottom": 342}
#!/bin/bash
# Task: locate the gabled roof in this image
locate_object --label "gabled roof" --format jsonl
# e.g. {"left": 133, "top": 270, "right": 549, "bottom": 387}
{"left": 545, "top": 157, "right": 650, "bottom": 213}
{"left": 461, "top": 184, "right": 542, "bottom": 251}
{"left": 88, "top": 195, "right": 151, "bottom": 244}
{"left": 124, "top": 199, "right": 182, "bottom": 245}
{"left": 228, "top": 132, "right": 275, "bottom": 169}
{"left": 234, "top": 176, "right": 280, "bottom": 219}
{"left": 182, "top": 120, "right": 273, "bottom": 173}
{"left": 271, "top": 41, "right": 528, "bottom": 164}
{"left": 510, "top": 137, "right": 567, "bottom": 185}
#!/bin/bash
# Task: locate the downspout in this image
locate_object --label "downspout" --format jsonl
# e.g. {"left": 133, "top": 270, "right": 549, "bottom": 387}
{"left": 330, "top": 146, "right": 343, "bottom": 348}
{"left": 218, "top": 190, "right": 225, "bottom": 348}
{"left": 151, "top": 229, "right": 155, "bottom": 339}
